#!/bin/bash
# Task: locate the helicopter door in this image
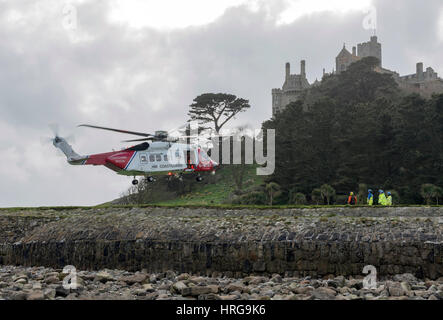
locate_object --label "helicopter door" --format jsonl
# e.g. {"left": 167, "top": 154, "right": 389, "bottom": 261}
{"left": 184, "top": 150, "right": 196, "bottom": 169}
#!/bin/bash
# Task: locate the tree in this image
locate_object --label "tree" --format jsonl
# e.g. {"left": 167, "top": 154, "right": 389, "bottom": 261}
{"left": 266, "top": 182, "right": 281, "bottom": 206}
{"left": 320, "top": 184, "right": 336, "bottom": 205}
{"left": 420, "top": 184, "right": 436, "bottom": 205}
{"left": 432, "top": 186, "right": 443, "bottom": 205}
{"left": 294, "top": 193, "right": 307, "bottom": 205}
{"left": 188, "top": 93, "right": 251, "bottom": 133}
{"left": 311, "top": 188, "right": 322, "bottom": 205}
{"left": 288, "top": 189, "right": 306, "bottom": 205}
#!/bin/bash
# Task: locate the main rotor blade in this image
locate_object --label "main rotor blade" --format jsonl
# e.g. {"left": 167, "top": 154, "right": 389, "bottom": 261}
{"left": 122, "top": 138, "right": 153, "bottom": 143}
{"left": 78, "top": 124, "right": 153, "bottom": 137}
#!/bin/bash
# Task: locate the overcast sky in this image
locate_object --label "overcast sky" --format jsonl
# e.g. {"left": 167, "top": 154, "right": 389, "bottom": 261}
{"left": 0, "top": 0, "right": 442, "bottom": 207}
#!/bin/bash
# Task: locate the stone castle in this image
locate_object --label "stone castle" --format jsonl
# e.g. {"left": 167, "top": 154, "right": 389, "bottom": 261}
{"left": 272, "top": 36, "right": 443, "bottom": 116}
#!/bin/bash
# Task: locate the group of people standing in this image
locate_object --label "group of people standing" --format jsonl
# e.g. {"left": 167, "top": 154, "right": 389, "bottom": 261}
{"left": 347, "top": 189, "right": 393, "bottom": 206}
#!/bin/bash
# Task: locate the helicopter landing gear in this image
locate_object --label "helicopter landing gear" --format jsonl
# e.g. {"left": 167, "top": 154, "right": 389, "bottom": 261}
{"left": 196, "top": 175, "right": 203, "bottom": 182}
{"left": 132, "top": 178, "right": 139, "bottom": 185}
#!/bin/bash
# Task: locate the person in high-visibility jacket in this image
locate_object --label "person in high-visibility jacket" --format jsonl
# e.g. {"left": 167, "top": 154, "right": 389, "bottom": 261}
{"left": 347, "top": 192, "right": 358, "bottom": 205}
{"left": 378, "top": 190, "right": 387, "bottom": 205}
{"left": 386, "top": 192, "right": 392, "bottom": 206}
{"left": 367, "top": 189, "right": 374, "bottom": 206}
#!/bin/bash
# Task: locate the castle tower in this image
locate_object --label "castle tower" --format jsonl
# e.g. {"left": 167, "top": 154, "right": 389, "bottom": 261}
{"left": 416, "top": 62, "right": 424, "bottom": 81}
{"left": 301, "top": 60, "right": 306, "bottom": 78}
{"left": 357, "top": 36, "right": 382, "bottom": 67}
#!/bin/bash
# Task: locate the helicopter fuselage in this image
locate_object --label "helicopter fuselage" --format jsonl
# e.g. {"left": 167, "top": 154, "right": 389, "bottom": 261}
{"left": 66, "top": 140, "right": 217, "bottom": 177}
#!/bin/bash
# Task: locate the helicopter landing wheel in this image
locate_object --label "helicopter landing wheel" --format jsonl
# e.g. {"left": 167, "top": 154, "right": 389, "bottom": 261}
{"left": 132, "top": 178, "right": 139, "bottom": 185}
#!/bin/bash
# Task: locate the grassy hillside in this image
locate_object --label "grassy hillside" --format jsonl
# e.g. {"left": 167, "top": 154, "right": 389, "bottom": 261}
{"left": 108, "top": 164, "right": 266, "bottom": 206}
{"left": 152, "top": 164, "right": 265, "bottom": 205}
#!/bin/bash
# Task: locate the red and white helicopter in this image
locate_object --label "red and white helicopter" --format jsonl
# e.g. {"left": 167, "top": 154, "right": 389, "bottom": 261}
{"left": 52, "top": 124, "right": 218, "bottom": 185}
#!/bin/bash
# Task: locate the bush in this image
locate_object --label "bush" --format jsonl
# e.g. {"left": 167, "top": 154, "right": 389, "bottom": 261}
{"left": 289, "top": 191, "right": 306, "bottom": 205}
{"left": 320, "top": 184, "right": 336, "bottom": 205}
{"left": 311, "top": 188, "right": 323, "bottom": 205}
{"left": 420, "top": 184, "right": 436, "bottom": 205}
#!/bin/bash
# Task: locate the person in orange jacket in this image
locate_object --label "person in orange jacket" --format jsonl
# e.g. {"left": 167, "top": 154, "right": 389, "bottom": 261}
{"left": 347, "top": 192, "right": 358, "bottom": 205}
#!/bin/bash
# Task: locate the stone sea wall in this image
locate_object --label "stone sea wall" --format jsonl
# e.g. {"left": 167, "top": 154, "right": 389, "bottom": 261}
{"left": 0, "top": 207, "right": 442, "bottom": 279}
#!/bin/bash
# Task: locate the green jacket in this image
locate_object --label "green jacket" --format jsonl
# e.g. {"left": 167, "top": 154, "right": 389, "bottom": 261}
{"left": 387, "top": 195, "right": 392, "bottom": 206}
{"left": 378, "top": 193, "right": 387, "bottom": 205}
{"left": 367, "top": 194, "right": 374, "bottom": 206}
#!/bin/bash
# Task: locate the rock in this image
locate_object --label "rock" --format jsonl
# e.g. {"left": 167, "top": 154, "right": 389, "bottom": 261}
{"left": 12, "top": 275, "right": 28, "bottom": 283}
{"left": 387, "top": 282, "right": 405, "bottom": 297}
{"left": 198, "top": 293, "right": 221, "bottom": 300}
{"left": 246, "top": 276, "right": 267, "bottom": 285}
{"left": 176, "top": 273, "right": 190, "bottom": 281}
{"left": 271, "top": 274, "right": 282, "bottom": 283}
{"left": 55, "top": 285, "right": 70, "bottom": 297}
{"left": 311, "top": 287, "right": 337, "bottom": 300}
{"left": 347, "top": 279, "right": 363, "bottom": 290}
{"left": 120, "top": 273, "right": 147, "bottom": 285}
{"left": 393, "top": 274, "right": 417, "bottom": 283}
{"left": 171, "top": 281, "right": 187, "bottom": 294}
{"left": 188, "top": 276, "right": 206, "bottom": 284}
{"left": 143, "top": 284, "right": 155, "bottom": 293}
{"left": 10, "top": 292, "right": 27, "bottom": 300}
{"left": 94, "top": 271, "right": 115, "bottom": 283}
{"left": 134, "top": 289, "right": 147, "bottom": 296}
{"left": 428, "top": 295, "right": 439, "bottom": 300}
{"left": 338, "top": 287, "right": 352, "bottom": 294}
{"left": 27, "top": 290, "right": 45, "bottom": 300}
{"left": 293, "top": 287, "right": 314, "bottom": 295}
{"left": 333, "top": 276, "right": 346, "bottom": 287}
{"left": 225, "top": 283, "right": 245, "bottom": 293}
{"left": 400, "top": 282, "right": 412, "bottom": 296}
{"left": 165, "top": 270, "right": 176, "bottom": 280}
{"left": 32, "top": 282, "right": 42, "bottom": 290}
{"left": 14, "top": 278, "right": 27, "bottom": 285}
{"left": 44, "top": 275, "right": 59, "bottom": 284}
{"left": 44, "top": 288, "right": 56, "bottom": 299}
{"left": 207, "top": 285, "right": 219, "bottom": 294}
{"left": 182, "top": 286, "right": 213, "bottom": 297}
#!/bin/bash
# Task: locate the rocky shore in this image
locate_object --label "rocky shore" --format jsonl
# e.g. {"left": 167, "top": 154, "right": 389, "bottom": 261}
{"left": 0, "top": 265, "right": 442, "bottom": 300}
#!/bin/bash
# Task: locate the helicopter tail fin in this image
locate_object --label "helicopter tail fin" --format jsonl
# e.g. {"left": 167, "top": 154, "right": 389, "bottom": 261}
{"left": 53, "top": 136, "right": 87, "bottom": 165}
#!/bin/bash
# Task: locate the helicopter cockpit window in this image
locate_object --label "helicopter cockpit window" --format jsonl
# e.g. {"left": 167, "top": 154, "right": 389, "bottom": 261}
{"left": 140, "top": 155, "right": 147, "bottom": 163}
{"left": 128, "top": 142, "right": 150, "bottom": 151}
{"left": 149, "top": 154, "right": 155, "bottom": 162}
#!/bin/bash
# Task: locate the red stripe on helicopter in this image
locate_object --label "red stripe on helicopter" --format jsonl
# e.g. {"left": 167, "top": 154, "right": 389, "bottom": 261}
{"left": 84, "top": 150, "right": 136, "bottom": 170}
